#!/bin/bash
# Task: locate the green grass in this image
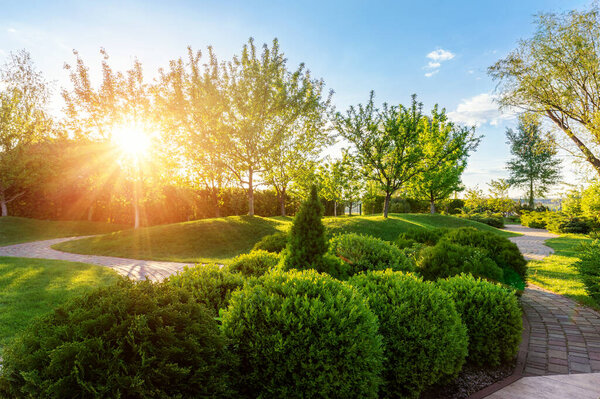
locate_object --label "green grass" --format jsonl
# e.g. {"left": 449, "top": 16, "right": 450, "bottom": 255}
{"left": 527, "top": 234, "right": 597, "bottom": 309}
{"left": 53, "top": 213, "right": 519, "bottom": 265}
{"left": 0, "top": 257, "right": 120, "bottom": 350}
{"left": 0, "top": 216, "right": 127, "bottom": 246}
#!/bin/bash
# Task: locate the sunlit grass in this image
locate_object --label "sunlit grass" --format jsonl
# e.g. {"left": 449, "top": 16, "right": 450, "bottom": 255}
{"left": 0, "top": 257, "right": 120, "bottom": 351}
{"left": 0, "top": 216, "right": 127, "bottom": 246}
{"left": 53, "top": 213, "right": 518, "bottom": 265}
{"left": 527, "top": 234, "right": 597, "bottom": 309}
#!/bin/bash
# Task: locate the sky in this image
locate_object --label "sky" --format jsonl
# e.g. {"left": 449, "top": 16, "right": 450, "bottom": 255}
{"left": 0, "top": 0, "right": 592, "bottom": 198}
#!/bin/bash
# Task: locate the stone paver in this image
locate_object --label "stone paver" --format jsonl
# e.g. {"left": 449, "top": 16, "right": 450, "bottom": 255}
{"left": 0, "top": 236, "right": 191, "bottom": 281}
{"left": 488, "top": 225, "right": 600, "bottom": 398}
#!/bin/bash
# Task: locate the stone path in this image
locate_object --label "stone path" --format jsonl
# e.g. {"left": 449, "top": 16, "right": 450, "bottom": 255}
{"left": 0, "top": 236, "right": 191, "bottom": 281}
{"left": 486, "top": 225, "right": 600, "bottom": 398}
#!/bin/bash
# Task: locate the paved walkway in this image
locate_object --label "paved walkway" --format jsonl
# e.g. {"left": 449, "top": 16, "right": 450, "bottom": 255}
{"left": 0, "top": 236, "right": 190, "bottom": 281}
{"left": 486, "top": 225, "right": 600, "bottom": 398}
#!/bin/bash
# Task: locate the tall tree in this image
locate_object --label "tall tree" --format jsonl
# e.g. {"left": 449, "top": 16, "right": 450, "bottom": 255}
{"left": 489, "top": 6, "right": 600, "bottom": 177}
{"left": 335, "top": 92, "right": 473, "bottom": 218}
{"left": 506, "top": 115, "right": 561, "bottom": 208}
{"left": 217, "top": 38, "right": 330, "bottom": 216}
{"left": 63, "top": 49, "right": 158, "bottom": 228}
{"left": 407, "top": 106, "right": 480, "bottom": 214}
{"left": 0, "top": 50, "right": 52, "bottom": 216}
{"left": 317, "top": 152, "right": 355, "bottom": 217}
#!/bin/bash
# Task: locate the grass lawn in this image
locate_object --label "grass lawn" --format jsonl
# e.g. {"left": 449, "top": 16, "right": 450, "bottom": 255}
{"left": 53, "top": 213, "right": 519, "bottom": 265}
{"left": 0, "top": 257, "right": 120, "bottom": 351}
{"left": 527, "top": 234, "right": 597, "bottom": 309}
{"left": 0, "top": 216, "right": 127, "bottom": 246}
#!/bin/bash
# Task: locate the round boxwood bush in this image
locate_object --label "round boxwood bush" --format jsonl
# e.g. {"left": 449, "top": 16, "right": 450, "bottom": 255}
{"left": 418, "top": 240, "right": 504, "bottom": 283}
{"left": 252, "top": 231, "right": 288, "bottom": 253}
{"left": 441, "top": 227, "right": 527, "bottom": 278}
{"left": 0, "top": 279, "right": 234, "bottom": 398}
{"left": 349, "top": 270, "right": 468, "bottom": 398}
{"left": 328, "top": 233, "right": 414, "bottom": 277}
{"left": 222, "top": 269, "right": 383, "bottom": 398}
{"left": 437, "top": 274, "right": 523, "bottom": 366}
{"left": 227, "top": 250, "right": 279, "bottom": 277}
{"left": 167, "top": 263, "right": 244, "bottom": 315}
{"left": 397, "top": 228, "right": 448, "bottom": 246}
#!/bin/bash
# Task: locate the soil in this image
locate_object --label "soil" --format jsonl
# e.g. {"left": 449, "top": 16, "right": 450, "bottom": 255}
{"left": 421, "top": 360, "right": 516, "bottom": 399}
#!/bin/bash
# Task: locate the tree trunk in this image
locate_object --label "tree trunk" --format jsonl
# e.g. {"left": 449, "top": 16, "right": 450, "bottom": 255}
{"left": 1, "top": 200, "right": 7, "bottom": 217}
{"left": 212, "top": 188, "right": 221, "bottom": 218}
{"left": 87, "top": 204, "right": 95, "bottom": 221}
{"left": 529, "top": 179, "right": 534, "bottom": 208}
{"left": 348, "top": 201, "right": 352, "bottom": 216}
{"left": 134, "top": 201, "right": 140, "bottom": 229}
{"left": 383, "top": 192, "right": 392, "bottom": 218}
{"left": 334, "top": 201, "right": 337, "bottom": 217}
{"left": 430, "top": 199, "right": 436, "bottom": 214}
{"left": 248, "top": 167, "right": 254, "bottom": 216}
{"left": 279, "top": 187, "right": 286, "bottom": 217}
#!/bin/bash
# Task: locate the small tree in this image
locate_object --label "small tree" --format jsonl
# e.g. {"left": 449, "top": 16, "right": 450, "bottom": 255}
{"left": 282, "top": 185, "right": 328, "bottom": 271}
{"left": 506, "top": 115, "right": 561, "bottom": 208}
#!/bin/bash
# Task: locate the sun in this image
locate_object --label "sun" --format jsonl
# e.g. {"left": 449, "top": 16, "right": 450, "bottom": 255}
{"left": 112, "top": 125, "right": 152, "bottom": 158}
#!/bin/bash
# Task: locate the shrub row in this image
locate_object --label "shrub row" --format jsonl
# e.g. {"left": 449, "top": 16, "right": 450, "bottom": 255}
{"left": 456, "top": 212, "right": 505, "bottom": 228}
{"left": 574, "top": 240, "right": 600, "bottom": 303}
{"left": 521, "top": 211, "right": 598, "bottom": 234}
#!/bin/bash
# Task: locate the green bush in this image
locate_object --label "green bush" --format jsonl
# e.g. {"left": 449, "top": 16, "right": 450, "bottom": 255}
{"left": 574, "top": 240, "right": 600, "bottom": 303}
{"left": 167, "top": 263, "right": 244, "bottom": 315}
{"left": 418, "top": 240, "right": 504, "bottom": 282}
{"left": 328, "top": 233, "right": 414, "bottom": 277}
{"left": 437, "top": 274, "right": 523, "bottom": 366}
{"left": 228, "top": 250, "right": 279, "bottom": 277}
{"left": 222, "top": 269, "right": 383, "bottom": 398}
{"left": 281, "top": 185, "right": 329, "bottom": 272}
{"left": 557, "top": 217, "right": 592, "bottom": 234}
{"left": 252, "top": 231, "right": 288, "bottom": 253}
{"left": 458, "top": 213, "right": 504, "bottom": 228}
{"left": 0, "top": 279, "right": 234, "bottom": 398}
{"left": 441, "top": 227, "right": 527, "bottom": 278}
{"left": 397, "top": 227, "right": 448, "bottom": 246}
{"left": 349, "top": 270, "right": 468, "bottom": 398}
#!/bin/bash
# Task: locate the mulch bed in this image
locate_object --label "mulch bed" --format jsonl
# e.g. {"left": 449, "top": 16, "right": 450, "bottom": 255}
{"left": 421, "top": 360, "right": 516, "bottom": 399}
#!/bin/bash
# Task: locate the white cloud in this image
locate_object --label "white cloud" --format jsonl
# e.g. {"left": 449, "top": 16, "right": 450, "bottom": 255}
{"left": 7, "top": 28, "right": 16, "bottom": 33}
{"left": 447, "top": 93, "right": 516, "bottom": 126}
{"left": 427, "top": 49, "right": 455, "bottom": 61}
{"left": 423, "top": 48, "right": 454, "bottom": 77}
{"left": 467, "top": 69, "right": 474, "bottom": 74}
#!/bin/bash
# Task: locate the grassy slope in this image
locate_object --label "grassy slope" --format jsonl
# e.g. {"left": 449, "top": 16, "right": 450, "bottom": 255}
{"left": 0, "top": 216, "right": 126, "bottom": 246}
{"left": 0, "top": 257, "right": 120, "bottom": 350}
{"left": 54, "top": 213, "right": 518, "bottom": 265}
{"left": 527, "top": 234, "right": 596, "bottom": 309}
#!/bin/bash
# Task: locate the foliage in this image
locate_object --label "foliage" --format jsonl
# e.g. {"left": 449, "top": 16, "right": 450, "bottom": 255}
{"left": 0, "top": 279, "right": 234, "bottom": 398}
{"left": 0, "top": 50, "right": 53, "bottom": 216}
{"left": 418, "top": 240, "right": 504, "bottom": 282}
{"left": 328, "top": 233, "right": 414, "bottom": 276}
{"left": 0, "top": 257, "right": 120, "bottom": 349}
{"left": 505, "top": 114, "right": 561, "bottom": 207}
{"left": 334, "top": 93, "right": 476, "bottom": 218}
{"left": 281, "top": 185, "right": 330, "bottom": 272}
{"left": 252, "top": 231, "right": 288, "bottom": 253}
{"left": 489, "top": 5, "right": 600, "bottom": 176}
{"left": 222, "top": 269, "right": 383, "bottom": 398}
{"left": 582, "top": 182, "right": 600, "bottom": 220}
{"left": 167, "top": 263, "right": 245, "bottom": 315}
{"left": 397, "top": 227, "right": 448, "bottom": 246}
{"left": 457, "top": 212, "right": 504, "bottom": 228}
{"left": 437, "top": 274, "right": 522, "bottom": 366}
{"left": 227, "top": 250, "right": 279, "bottom": 277}
{"left": 521, "top": 211, "right": 596, "bottom": 234}
{"left": 574, "top": 240, "right": 600, "bottom": 304}
{"left": 317, "top": 150, "right": 363, "bottom": 217}
{"left": 441, "top": 227, "right": 527, "bottom": 278}
{"left": 349, "top": 270, "right": 468, "bottom": 398}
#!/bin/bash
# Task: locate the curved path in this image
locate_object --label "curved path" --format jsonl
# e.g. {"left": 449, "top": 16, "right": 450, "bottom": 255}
{"left": 0, "top": 236, "right": 190, "bottom": 282}
{"left": 485, "top": 225, "right": 600, "bottom": 399}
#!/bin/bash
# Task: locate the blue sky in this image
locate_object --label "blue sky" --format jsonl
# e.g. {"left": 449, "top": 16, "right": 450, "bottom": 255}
{"left": 0, "top": 0, "right": 590, "bottom": 197}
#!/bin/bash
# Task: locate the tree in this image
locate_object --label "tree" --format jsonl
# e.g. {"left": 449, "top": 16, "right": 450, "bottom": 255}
{"left": 0, "top": 50, "right": 52, "bottom": 216}
{"left": 335, "top": 92, "right": 474, "bottom": 218}
{"left": 407, "top": 106, "right": 480, "bottom": 214}
{"left": 487, "top": 179, "right": 515, "bottom": 215}
{"left": 489, "top": 6, "right": 600, "bottom": 177}
{"left": 63, "top": 49, "right": 159, "bottom": 228}
{"left": 282, "top": 185, "right": 328, "bottom": 271}
{"left": 505, "top": 115, "right": 561, "bottom": 208}
{"left": 217, "top": 38, "right": 330, "bottom": 216}
{"left": 317, "top": 151, "right": 357, "bottom": 217}
{"left": 156, "top": 47, "right": 232, "bottom": 217}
